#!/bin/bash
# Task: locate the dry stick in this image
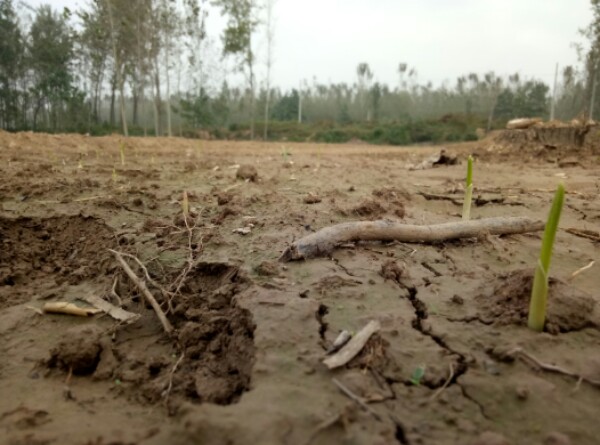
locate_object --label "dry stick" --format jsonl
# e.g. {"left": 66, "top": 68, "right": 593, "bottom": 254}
{"left": 163, "top": 352, "right": 185, "bottom": 402}
{"left": 280, "top": 217, "right": 544, "bottom": 261}
{"left": 323, "top": 320, "right": 381, "bottom": 369}
{"left": 428, "top": 363, "right": 454, "bottom": 403}
{"left": 110, "top": 276, "right": 122, "bottom": 306}
{"left": 569, "top": 260, "right": 595, "bottom": 281}
{"left": 118, "top": 251, "right": 174, "bottom": 300}
{"left": 566, "top": 228, "right": 600, "bottom": 242}
{"left": 509, "top": 347, "right": 600, "bottom": 388}
{"left": 109, "top": 249, "right": 174, "bottom": 335}
{"left": 332, "top": 378, "right": 382, "bottom": 421}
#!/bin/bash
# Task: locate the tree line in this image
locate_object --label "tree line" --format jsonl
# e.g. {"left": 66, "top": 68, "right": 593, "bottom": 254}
{"left": 0, "top": 0, "right": 598, "bottom": 139}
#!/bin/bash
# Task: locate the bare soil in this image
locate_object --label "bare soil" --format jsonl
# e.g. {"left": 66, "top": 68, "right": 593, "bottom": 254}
{"left": 0, "top": 129, "right": 599, "bottom": 445}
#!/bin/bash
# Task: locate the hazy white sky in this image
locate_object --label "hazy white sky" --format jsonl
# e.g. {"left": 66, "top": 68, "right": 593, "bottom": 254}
{"left": 22, "top": 0, "right": 592, "bottom": 91}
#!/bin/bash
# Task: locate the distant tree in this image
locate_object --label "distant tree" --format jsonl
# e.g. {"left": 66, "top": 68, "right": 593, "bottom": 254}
{"left": 356, "top": 62, "right": 373, "bottom": 120}
{"left": 0, "top": 0, "right": 24, "bottom": 129}
{"left": 262, "top": 0, "right": 276, "bottom": 139}
{"left": 28, "top": 6, "right": 77, "bottom": 131}
{"left": 582, "top": 0, "right": 600, "bottom": 117}
{"left": 271, "top": 89, "right": 299, "bottom": 121}
{"left": 213, "top": 0, "right": 260, "bottom": 138}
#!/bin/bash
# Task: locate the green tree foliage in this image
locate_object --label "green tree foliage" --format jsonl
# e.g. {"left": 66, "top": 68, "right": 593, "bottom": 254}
{"left": 28, "top": 6, "right": 81, "bottom": 131}
{"left": 271, "top": 89, "right": 299, "bottom": 121}
{"left": 0, "top": 0, "right": 24, "bottom": 129}
{"left": 213, "top": 0, "right": 259, "bottom": 138}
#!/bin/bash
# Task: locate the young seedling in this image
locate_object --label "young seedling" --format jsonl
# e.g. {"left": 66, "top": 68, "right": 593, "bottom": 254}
{"left": 461, "top": 155, "right": 474, "bottom": 220}
{"left": 281, "top": 146, "right": 290, "bottom": 163}
{"left": 182, "top": 190, "right": 189, "bottom": 218}
{"left": 112, "top": 168, "right": 117, "bottom": 183}
{"left": 528, "top": 183, "right": 565, "bottom": 332}
{"left": 410, "top": 365, "right": 426, "bottom": 385}
{"left": 119, "top": 142, "right": 126, "bottom": 166}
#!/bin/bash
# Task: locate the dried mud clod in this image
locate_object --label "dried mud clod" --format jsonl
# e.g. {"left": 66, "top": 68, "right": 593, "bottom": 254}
{"left": 44, "top": 262, "right": 256, "bottom": 411}
{"left": 477, "top": 269, "right": 597, "bottom": 333}
{"left": 236, "top": 164, "right": 258, "bottom": 182}
{"left": 166, "top": 262, "right": 255, "bottom": 406}
{"left": 48, "top": 325, "right": 104, "bottom": 375}
{"left": 0, "top": 215, "right": 115, "bottom": 309}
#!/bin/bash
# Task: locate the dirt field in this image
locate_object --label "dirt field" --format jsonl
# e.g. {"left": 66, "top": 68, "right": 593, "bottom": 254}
{"left": 0, "top": 130, "right": 598, "bottom": 445}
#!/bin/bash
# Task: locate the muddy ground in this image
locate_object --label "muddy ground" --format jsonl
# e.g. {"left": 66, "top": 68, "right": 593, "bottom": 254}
{"left": 0, "top": 130, "right": 598, "bottom": 445}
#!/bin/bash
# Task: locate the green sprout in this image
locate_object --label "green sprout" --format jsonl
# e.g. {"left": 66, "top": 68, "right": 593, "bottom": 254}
{"left": 528, "top": 183, "right": 565, "bottom": 332}
{"left": 182, "top": 190, "right": 189, "bottom": 218}
{"left": 461, "top": 155, "right": 474, "bottom": 220}
{"left": 410, "top": 365, "right": 426, "bottom": 385}
{"left": 119, "top": 142, "right": 126, "bottom": 166}
{"left": 281, "top": 146, "right": 289, "bottom": 162}
{"left": 112, "top": 168, "right": 117, "bottom": 183}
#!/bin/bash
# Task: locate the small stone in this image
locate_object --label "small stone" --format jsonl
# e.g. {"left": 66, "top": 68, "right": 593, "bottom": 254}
{"left": 132, "top": 197, "right": 143, "bottom": 206}
{"left": 515, "top": 385, "right": 529, "bottom": 400}
{"left": 471, "top": 431, "right": 511, "bottom": 445}
{"left": 303, "top": 193, "right": 322, "bottom": 204}
{"left": 451, "top": 294, "right": 464, "bottom": 305}
{"left": 544, "top": 432, "right": 572, "bottom": 445}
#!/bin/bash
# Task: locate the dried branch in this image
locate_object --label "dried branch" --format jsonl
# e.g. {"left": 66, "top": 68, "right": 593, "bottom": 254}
{"left": 109, "top": 249, "right": 173, "bottom": 335}
{"left": 280, "top": 217, "right": 544, "bottom": 261}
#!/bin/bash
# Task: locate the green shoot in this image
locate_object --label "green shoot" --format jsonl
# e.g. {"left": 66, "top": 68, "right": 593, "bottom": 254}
{"left": 461, "top": 155, "right": 474, "bottom": 220}
{"left": 119, "top": 142, "right": 125, "bottom": 166}
{"left": 182, "top": 190, "right": 189, "bottom": 218}
{"left": 528, "top": 183, "right": 565, "bottom": 332}
{"left": 281, "top": 146, "right": 289, "bottom": 162}
{"left": 112, "top": 168, "right": 117, "bottom": 183}
{"left": 410, "top": 365, "right": 426, "bottom": 385}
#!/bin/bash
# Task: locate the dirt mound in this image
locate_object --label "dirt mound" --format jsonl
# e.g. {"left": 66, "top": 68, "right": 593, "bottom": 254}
{"left": 340, "top": 188, "right": 406, "bottom": 219}
{"left": 476, "top": 269, "right": 596, "bottom": 333}
{"left": 58, "top": 262, "right": 256, "bottom": 410}
{"left": 0, "top": 215, "right": 115, "bottom": 308}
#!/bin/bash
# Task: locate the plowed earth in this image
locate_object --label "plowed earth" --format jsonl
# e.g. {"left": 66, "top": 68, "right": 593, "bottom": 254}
{"left": 0, "top": 130, "right": 599, "bottom": 445}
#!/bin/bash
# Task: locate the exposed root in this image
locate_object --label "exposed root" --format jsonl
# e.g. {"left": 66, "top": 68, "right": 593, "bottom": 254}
{"left": 332, "top": 378, "right": 382, "bottom": 421}
{"left": 109, "top": 249, "right": 173, "bottom": 335}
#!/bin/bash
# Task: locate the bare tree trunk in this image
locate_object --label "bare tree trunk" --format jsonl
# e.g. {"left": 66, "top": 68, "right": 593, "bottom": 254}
{"left": 263, "top": 0, "right": 275, "bottom": 140}
{"left": 165, "top": 41, "right": 172, "bottom": 137}
{"left": 105, "top": 0, "right": 129, "bottom": 136}
{"left": 152, "top": 56, "right": 162, "bottom": 136}
{"left": 248, "top": 42, "right": 255, "bottom": 140}
{"left": 110, "top": 76, "right": 116, "bottom": 127}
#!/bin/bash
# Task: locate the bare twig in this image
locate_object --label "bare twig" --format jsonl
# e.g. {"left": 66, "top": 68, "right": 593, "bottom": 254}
{"left": 280, "top": 217, "right": 544, "bottom": 261}
{"left": 566, "top": 228, "right": 600, "bottom": 242}
{"left": 302, "top": 413, "right": 343, "bottom": 445}
{"left": 332, "top": 378, "right": 381, "bottom": 421}
{"left": 428, "top": 363, "right": 454, "bottom": 402}
{"left": 509, "top": 347, "right": 600, "bottom": 388}
{"left": 323, "top": 320, "right": 381, "bottom": 369}
{"left": 110, "top": 276, "right": 122, "bottom": 306}
{"left": 162, "top": 352, "right": 185, "bottom": 402}
{"left": 568, "top": 260, "right": 595, "bottom": 280}
{"left": 109, "top": 249, "right": 173, "bottom": 335}
{"left": 118, "top": 251, "right": 174, "bottom": 300}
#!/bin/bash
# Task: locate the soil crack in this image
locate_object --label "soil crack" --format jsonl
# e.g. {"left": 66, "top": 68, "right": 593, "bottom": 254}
{"left": 404, "top": 284, "right": 469, "bottom": 389}
{"left": 457, "top": 380, "right": 491, "bottom": 420}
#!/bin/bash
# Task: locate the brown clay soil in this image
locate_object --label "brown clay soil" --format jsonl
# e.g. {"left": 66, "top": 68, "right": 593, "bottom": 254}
{"left": 0, "top": 129, "right": 599, "bottom": 445}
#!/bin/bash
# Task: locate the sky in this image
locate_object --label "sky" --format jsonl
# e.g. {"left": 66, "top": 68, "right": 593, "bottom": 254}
{"left": 22, "top": 0, "right": 593, "bottom": 91}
